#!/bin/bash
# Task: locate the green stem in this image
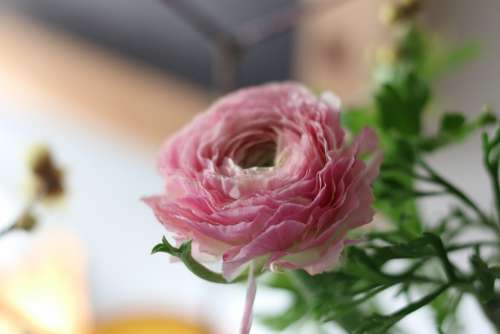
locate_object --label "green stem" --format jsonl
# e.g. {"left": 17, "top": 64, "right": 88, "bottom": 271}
{"left": 423, "top": 232, "right": 457, "bottom": 282}
{"left": 152, "top": 238, "right": 230, "bottom": 284}
{"left": 490, "top": 168, "right": 500, "bottom": 221}
{"left": 0, "top": 191, "right": 43, "bottom": 238}
{"left": 418, "top": 158, "right": 495, "bottom": 231}
{"left": 0, "top": 224, "right": 16, "bottom": 238}
{"left": 447, "top": 241, "right": 499, "bottom": 252}
{"left": 345, "top": 284, "right": 393, "bottom": 309}
{"left": 353, "top": 283, "right": 452, "bottom": 334}
{"left": 387, "top": 283, "right": 451, "bottom": 324}
{"left": 482, "top": 295, "right": 500, "bottom": 332}
{"left": 483, "top": 132, "right": 500, "bottom": 224}
{"left": 179, "top": 244, "right": 230, "bottom": 284}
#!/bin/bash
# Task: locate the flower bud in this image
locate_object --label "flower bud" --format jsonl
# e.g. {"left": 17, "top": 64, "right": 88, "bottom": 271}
{"left": 14, "top": 212, "right": 38, "bottom": 232}
{"left": 379, "top": 0, "right": 422, "bottom": 26}
{"left": 27, "top": 145, "right": 65, "bottom": 200}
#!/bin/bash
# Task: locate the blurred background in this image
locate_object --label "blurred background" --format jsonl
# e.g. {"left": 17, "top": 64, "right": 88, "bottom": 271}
{"left": 0, "top": 0, "right": 499, "bottom": 333}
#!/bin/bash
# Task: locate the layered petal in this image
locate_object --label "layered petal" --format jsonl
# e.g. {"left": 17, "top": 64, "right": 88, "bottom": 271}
{"left": 147, "top": 82, "right": 381, "bottom": 278}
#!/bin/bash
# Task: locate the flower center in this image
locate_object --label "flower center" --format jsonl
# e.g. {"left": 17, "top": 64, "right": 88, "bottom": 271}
{"left": 238, "top": 141, "right": 277, "bottom": 169}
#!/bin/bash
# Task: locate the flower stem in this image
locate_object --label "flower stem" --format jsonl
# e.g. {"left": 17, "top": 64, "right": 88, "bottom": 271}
{"left": 240, "top": 262, "right": 257, "bottom": 334}
{"left": 418, "top": 158, "right": 496, "bottom": 231}
{"left": 446, "top": 241, "right": 499, "bottom": 252}
{"left": 482, "top": 295, "right": 500, "bottom": 332}
{"left": 0, "top": 190, "right": 44, "bottom": 239}
{"left": 386, "top": 283, "right": 451, "bottom": 324}
{"left": 152, "top": 238, "right": 228, "bottom": 283}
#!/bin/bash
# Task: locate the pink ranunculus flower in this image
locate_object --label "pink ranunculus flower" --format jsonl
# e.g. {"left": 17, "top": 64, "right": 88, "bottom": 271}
{"left": 145, "top": 82, "right": 381, "bottom": 333}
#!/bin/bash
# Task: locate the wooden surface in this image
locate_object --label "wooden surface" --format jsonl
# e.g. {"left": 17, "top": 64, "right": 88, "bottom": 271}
{"left": 0, "top": 12, "right": 211, "bottom": 149}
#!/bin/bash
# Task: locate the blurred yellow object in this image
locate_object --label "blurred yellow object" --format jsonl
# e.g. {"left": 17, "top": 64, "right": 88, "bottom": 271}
{"left": 94, "top": 316, "right": 210, "bottom": 334}
{"left": 0, "top": 313, "right": 23, "bottom": 334}
{"left": 0, "top": 230, "right": 92, "bottom": 334}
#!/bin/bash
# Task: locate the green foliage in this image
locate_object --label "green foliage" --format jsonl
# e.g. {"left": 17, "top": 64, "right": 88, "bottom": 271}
{"left": 260, "top": 298, "right": 308, "bottom": 331}
{"left": 353, "top": 284, "right": 451, "bottom": 334}
{"left": 263, "top": 6, "right": 500, "bottom": 334}
{"left": 441, "top": 113, "right": 466, "bottom": 133}
{"left": 483, "top": 126, "right": 500, "bottom": 222}
{"left": 419, "top": 109, "right": 498, "bottom": 152}
{"left": 259, "top": 231, "right": 471, "bottom": 332}
{"left": 375, "top": 70, "right": 430, "bottom": 136}
{"left": 430, "top": 290, "right": 463, "bottom": 334}
{"left": 149, "top": 2, "right": 500, "bottom": 333}
{"left": 259, "top": 273, "right": 309, "bottom": 330}
{"left": 471, "top": 254, "right": 496, "bottom": 303}
{"left": 423, "top": 39, "right": 480, "bottom": 81}
{"left": 341, "top": 106, "right": 376, "bottom": 135}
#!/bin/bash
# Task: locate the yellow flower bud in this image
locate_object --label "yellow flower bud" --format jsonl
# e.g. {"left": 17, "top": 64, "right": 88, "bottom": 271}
{"left": 379, "top": 0, "right": 422, "bottom": 25}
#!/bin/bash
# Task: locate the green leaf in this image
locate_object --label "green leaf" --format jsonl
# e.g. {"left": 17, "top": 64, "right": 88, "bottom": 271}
{"left": 430, "top": 290, "right": 464, "bottom": 333}
{"left": 489, "top": 266, "right": 500, "bottom": 279}
{"left": 260, "top": 298, "right": 307, "bottom": 331}
{"left": 352, "top": 314, "right": 394, "bottom": 334}
{"left": 152, "top": 237, "right": 229, "bottom": 284}
{"left": 440, "top": 113, "right": 466, "bottom": 134}
{"left": 471, "top": 254, "right": 495, "bottom": 303}
{"left": 291, "top": 269, "right": 383, "bottom": 333}
{"left": 368, "top": 232, "right": 457, "bottom": 282}
{"left": 398, "top": 25, "right": 426, "bottom": 68}
{"left": 343, "top": 248, "right": 395, "bottom": 285}
{"left": 476, "top": 108, "right": 497, "bottom": 126}
{"left": 424, "top": 40, "right": 481, "bottom": 81}
{"left": 375, "top": 71, "right": 430, "bottom": 136}
{"left": 439, "top": 42, "right": 481, "bottom": 75}
{"left": 422, "top": 232, "right": 457, "bottom": 282}
{"left": 420, "top": 109, "right": 498, "bottom": 152}
{"left": 342, "top": 107, "right": 376, "bottom": 135}
{"left": 353, "top": 284, "right": 451, "bottom": 334}
{"left": 372, "top": 237, "right": 435, "bottom": 263}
